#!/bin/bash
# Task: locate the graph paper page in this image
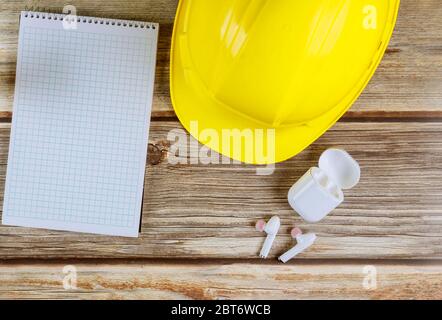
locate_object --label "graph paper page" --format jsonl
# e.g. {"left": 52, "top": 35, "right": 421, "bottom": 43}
{"left": 2, "top": 12, "right": 158, "bottom": 237}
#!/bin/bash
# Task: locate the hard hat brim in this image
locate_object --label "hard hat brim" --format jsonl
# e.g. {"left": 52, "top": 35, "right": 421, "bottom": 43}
{"left": 170, "top": 60, "right": 349, "bottom": 164}
{"left": 170, "top": 1, "right": 400, "bottom": 165}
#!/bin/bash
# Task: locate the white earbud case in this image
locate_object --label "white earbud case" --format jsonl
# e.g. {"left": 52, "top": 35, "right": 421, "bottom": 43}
{"left": 288, "top": 149, "right": 360, "bottom": 223}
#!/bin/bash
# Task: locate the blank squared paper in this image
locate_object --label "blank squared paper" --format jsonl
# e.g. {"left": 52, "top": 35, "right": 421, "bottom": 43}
{"left": 2, "top": 12, "right": 159, "bottom": 237}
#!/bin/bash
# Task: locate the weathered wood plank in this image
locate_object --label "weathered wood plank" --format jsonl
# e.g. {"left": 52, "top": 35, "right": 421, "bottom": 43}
{"left": 0, "top": 121, "right": 441, "bottom": 259}
{"left": 0, "top": 0, "right": 441, "bottom": 118}
{"left": 0, "top": 261, "right": 440, "bottom": 299}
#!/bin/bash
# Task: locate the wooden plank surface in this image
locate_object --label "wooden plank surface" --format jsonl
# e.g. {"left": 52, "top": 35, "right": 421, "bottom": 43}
{"left": 0, "top": 0, "right": 441, "bottom": 118}
{"left": 1, "top": 121, "right": 441, "bottom": 259}
{"left": 1, "top": 0, "right": 441, "bottom": 300}
{"left": 0, "top": 261, "right": 440, "bottom": 299}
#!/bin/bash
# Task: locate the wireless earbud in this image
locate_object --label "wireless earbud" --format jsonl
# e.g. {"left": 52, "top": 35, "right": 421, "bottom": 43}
{"left": 255, "top": 216, "right": 280, "bottom": 258}
{"left": 278, "top": 227, "right": 316, "bottom": 263}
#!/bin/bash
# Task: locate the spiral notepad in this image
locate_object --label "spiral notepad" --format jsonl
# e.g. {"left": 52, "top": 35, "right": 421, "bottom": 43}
{"left": 2, "top": 12, "right": 159, "bottom": 237}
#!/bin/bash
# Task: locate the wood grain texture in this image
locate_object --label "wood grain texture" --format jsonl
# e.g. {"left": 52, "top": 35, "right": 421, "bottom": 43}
{"left": 0, "top": 121, "right": 441, "bottom": 259}
{"left": 0, "top": 0, "right": 441, "bottom": 118}
{"left": 0, "top": 261, "right": 440, "bottom": 299}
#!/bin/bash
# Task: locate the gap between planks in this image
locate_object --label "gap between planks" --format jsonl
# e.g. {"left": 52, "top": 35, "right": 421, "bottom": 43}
{"left": 4, "top": 111, "right": 442, "bottom": 122}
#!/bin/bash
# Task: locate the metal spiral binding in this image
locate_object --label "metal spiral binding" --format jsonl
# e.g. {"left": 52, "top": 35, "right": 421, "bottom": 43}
{"left": 22, "top": 10, "right": 156, "bottom": 29}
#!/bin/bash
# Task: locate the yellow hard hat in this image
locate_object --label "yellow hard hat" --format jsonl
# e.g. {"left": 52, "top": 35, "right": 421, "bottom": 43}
{"left": 170, "top": 0, "right": 400, "bottom": 164}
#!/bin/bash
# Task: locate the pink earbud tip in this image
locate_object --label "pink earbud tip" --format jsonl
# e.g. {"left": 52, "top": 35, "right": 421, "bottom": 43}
{"left": 255, "top": 219, "right": 266, "bottom": 232}
{"left": 291, "top": 227, "right": 303, "bottom": 238}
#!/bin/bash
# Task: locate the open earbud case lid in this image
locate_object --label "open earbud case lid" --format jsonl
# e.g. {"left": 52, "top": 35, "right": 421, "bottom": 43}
{"left": 318, "top": 148, "right": 360, "bottom": 190}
